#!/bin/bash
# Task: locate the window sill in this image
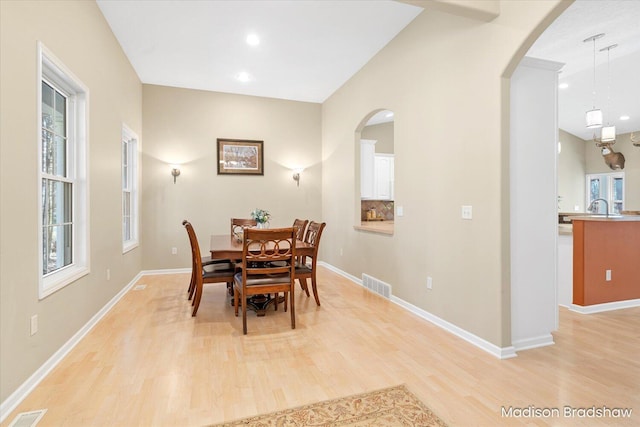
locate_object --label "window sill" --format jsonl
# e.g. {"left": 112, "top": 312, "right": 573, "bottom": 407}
{"left": 353, "top": 221, "right": 394, "bottom": 235}
{"left": 40, "top": 265, "right": 90, "bottom": 299}
{"left": 123, "top": 241, "right": 139, "bottom": 254}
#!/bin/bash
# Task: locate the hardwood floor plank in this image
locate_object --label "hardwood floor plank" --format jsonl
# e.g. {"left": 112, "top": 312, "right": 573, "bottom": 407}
{"left": 2, "top": 267, "right": 639, "bottom": 426}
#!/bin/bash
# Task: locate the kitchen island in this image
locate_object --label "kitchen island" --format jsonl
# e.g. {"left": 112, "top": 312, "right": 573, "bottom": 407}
{"left": 570, "top": 215, "right": 640, "bottom": 307}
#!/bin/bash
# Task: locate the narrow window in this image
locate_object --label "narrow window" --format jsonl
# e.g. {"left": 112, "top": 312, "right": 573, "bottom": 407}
{"left": 38, "top": 43, "right": 89, "bottom": 298}
{"left": 586, "top": 172, "right": 624, "bottom": 215}
{"left": 122, "top": 125, "right": 139, "bottom": 252}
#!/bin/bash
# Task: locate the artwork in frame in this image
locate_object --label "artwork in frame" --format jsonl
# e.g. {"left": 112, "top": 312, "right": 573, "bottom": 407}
{"left": 217, "top": 138, "right": 264, "bottom": 175}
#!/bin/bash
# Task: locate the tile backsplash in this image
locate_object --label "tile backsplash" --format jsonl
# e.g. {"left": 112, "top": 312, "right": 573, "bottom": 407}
{"left": 361, "top": 200, "right": 394, "bottom": 221}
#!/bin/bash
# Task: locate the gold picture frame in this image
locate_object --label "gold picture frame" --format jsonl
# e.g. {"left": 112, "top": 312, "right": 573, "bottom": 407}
{"left": 217, "top": 138, "right": 264, "bottom": 175}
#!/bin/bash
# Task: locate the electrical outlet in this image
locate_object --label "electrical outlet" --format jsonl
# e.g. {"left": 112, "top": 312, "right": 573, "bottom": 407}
{"left": 605, "top": 269, "right": 612, "bottom": 281}
{"left": 30, "top": 315, "right": 38, "bottom": 336}
{"left": 171, "top": 247, "right": 177, "bottom": 255}
{"left": 106, "top": 268, "right": 111, "bottom": 281}
{"left": 426, "top": 276, "right": 433, "bottom": 290}
{"left": 461, "top": 205, "right": 473, "bottom": 220}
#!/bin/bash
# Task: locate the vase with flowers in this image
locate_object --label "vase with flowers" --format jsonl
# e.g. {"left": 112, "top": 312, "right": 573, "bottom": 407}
{"left": 250, "top": 208, "right": 271, "bottom": 229}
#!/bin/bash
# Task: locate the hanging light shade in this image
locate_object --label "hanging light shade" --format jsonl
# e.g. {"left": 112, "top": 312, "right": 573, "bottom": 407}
{"left": 583, "top": 33, "right": 605, "bottom": 128}
{"left": 601, "top": 125, "right": 616, "bottom": 142}
{"left": 586, "top": 109, "right": 603, "bottom": 128}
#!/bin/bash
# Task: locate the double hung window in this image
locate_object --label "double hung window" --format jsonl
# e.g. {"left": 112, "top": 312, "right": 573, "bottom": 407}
{"left": 122, "top": 125, "right": 139, "bottom": 252}
{"left": 38, "top": 43, "right": 89, "bottom": 298}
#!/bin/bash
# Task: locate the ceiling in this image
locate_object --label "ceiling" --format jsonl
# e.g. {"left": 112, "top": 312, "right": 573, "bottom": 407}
{"left": 527, "top": 0, "right": 640, "bottom": 140}
{"left": 97, "top": 0, "right": 640, "bottom": 140}
{"left": 96, "top": 0, "right": 422, "bottom": 103}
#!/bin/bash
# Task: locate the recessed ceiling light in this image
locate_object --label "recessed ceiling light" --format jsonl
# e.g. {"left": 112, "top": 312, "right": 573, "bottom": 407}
{"left": 620, "top": 115, "right": 630, "bottom": 121}
{"left": 246, "top": 33, "right": 260, "bottom": 46}
{"left": 558, "top": 83, "right": 569, "bottom": 89}
{"left": 236, "top": 71, "right": 252, "bottom": 82}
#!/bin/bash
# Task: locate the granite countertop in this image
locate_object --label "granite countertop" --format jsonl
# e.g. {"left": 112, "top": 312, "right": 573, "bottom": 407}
{"left": 567, "top": 215, "right": 640, "bottom": 222}
{"left": 354, "top": 220, "right": 394, "bottom": 235}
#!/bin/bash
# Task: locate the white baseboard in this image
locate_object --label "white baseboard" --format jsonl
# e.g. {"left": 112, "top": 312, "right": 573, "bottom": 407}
{"left": 569, "top": 298, "right": 640, "bottom": 314}
{"left": 319, "top": 262, "right": 517, "bottom": 359}
{"left": 512, "top": 334, "right": 555, "bottom": 352}
{"left": 0, "top": 271, "right": 144, "bottom": 422}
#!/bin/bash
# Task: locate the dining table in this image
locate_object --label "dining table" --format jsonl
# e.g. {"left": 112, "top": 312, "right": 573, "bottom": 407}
{"left": 209, "top": 234, "right": 314, "bottom": 316}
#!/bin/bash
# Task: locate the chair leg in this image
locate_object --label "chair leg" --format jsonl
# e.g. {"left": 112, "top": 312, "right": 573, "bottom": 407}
{"left": 192, "top": 279, "right": 203, "bottom": 317}
{"left": 290, "top": 286, "right": 295, "bottom": 330}
{"left": 188, "top": 272, "right": 196, "bottom": 300}
{"left": 311, "top": 274, "right": 320, "bottom": 306}
{"left": 234, "top": 284, "right": 239, "bottom": 316}
{"left": 273, "top": 292, "right": 279, "bottom": 311}
{"left": 242, "top": 291, "right": 248, "bottom": 335}
{"left": 298, "top": 278, "right": 310, "bottom": 296}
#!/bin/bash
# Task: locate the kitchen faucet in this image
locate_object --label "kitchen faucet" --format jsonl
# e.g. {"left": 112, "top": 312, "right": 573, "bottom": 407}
{"left": 587, "top": 198, "right": 609, "bottom": 217}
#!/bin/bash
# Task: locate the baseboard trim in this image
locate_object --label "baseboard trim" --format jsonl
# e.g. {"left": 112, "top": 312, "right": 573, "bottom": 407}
{"left": 569, "top": 298, "right": 640, "bottom": 314}
{"left": 512, "top": 334, "right": 555, "bottom": 352}
{"left": 319, "top": 262, "right": 517, "bottom": 359}
{"left": 0, "top": 271, "right": 145, "bottom": 422}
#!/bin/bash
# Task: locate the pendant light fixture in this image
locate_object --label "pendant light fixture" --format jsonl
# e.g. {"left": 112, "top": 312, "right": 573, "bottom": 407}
{"left": 584, "top": 33, "right": 604, "bottom": 129}
{"left": 599, "top": 43, "right": 617, "bottom": 143}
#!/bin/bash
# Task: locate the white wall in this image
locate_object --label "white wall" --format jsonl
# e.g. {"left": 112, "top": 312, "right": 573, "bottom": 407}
{"left": 0, "top": 0, "right": 142, "bottom": 403}
{"left": 510, "top": 57, "right": 562, "bottom": 350}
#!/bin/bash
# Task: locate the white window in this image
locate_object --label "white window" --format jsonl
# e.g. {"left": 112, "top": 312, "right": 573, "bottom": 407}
{"left": 38, "top": 42, "right": 89, "bottom": 299}
{"left": 586, "top": 172, "right": 624, "bottom": 214}
{"left": 122, "top": 125, "right": 139, "bottom": 252}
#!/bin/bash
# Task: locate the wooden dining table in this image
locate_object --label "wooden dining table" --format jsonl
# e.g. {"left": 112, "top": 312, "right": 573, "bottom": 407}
{"left": 209, "top": 234, "right": 314, "bottom": 260}
{"left": 209, "top": 234, "right": 314, "bottom": 315}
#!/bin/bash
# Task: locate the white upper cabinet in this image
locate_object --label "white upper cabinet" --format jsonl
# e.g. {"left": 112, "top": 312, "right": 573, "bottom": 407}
{"left": 360, "top": 140, "right": 376, "bottom": 199}
{"left": 374, "top": 154, "right": 394, "bottom": 200}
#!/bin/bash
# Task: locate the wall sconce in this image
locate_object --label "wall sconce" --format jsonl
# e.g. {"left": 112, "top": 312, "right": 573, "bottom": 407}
{"left": 292, "top": 168, "right": 303, "bottom": 187}
{"left": 170, "top": 165, "right": 181, "bottom": 184}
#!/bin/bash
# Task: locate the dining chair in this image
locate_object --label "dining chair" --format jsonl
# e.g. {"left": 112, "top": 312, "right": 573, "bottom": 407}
{"left": 230, "top": 218, "right": 257, "bottom": 239}
{"left": 183, "top": 221, "right": 236, "bottom": 316}
{"left": 233, "top": 227, "right": 296, "bottom": 334}
{"left": 296, "top": 221, "right": 326, "bottom": 306}
{"left": 183, "top": 220, "right": 233, "bottom": 300}
{"left": 292, "top": 218, "right": 309, "bottom": 241}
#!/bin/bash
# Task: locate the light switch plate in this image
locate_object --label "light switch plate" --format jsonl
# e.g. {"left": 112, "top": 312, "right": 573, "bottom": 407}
{"left": 397, "top": 206, "right": 404, "bottom": 217}
{"left": 461, "top": 205, "right": 473, "bottom": 220}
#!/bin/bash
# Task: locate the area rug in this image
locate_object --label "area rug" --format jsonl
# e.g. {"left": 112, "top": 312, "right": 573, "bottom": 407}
{"left": 210, "top": 384, "right": 447, "bottom": 426}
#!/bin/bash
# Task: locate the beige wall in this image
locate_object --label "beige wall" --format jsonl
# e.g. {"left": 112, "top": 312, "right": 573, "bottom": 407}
{"left": 321, "top": 1, "right": 565, "bottom": 347}
{"left": 585, "top": 132, "right": 640, "bottom": 211}
{"left": 141, "top": 85, "right": 322, "bottom": 270}
{"left": 0, "top": 0, "right": 142, "bottom": 402}
{"left": 558, "top": 129, "right": 586, "bottom": 212}
{"left": 361, "top": 122, "right": 394, "bottom": 154}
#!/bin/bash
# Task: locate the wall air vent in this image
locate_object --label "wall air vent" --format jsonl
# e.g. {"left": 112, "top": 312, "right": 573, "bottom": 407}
{"left": 362, "top": 273, "right": 391, "bottom": 299}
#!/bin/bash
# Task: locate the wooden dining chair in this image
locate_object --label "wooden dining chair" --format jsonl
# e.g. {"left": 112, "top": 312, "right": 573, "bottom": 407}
{"left": 233, "top": 227, "right": 296, "bottom": 334}
{"left": 183, "top": 221, "right": 236, "bottom": 316}
{"left": 292, "top": 218, "right": 309, "bottom": 241}
{"left": 296, "top": 221, "right": 326, "bottom": 306}
{"left": 183, "top": 220, "right": 232, "bottom": 300}
{"left": 230, "top": 218, "right": 257, "bottom": 239}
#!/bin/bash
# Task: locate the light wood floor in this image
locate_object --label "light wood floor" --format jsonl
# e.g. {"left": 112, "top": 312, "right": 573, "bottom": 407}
{"left": 3, "top": 267, "right": 639, "bottom": 426}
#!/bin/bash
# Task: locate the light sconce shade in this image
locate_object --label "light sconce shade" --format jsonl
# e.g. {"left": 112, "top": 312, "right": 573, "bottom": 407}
{"left": 171, "top": 166, "right": 181, "bottom": 184}
{"left": 292, "top": 168, "right": 303, "bottom": 187}
{"left": 586, "top": 109, "right": 603, "bottom": 128}
{"left": 601, "top": 125, "right": 616, "bottom": 142}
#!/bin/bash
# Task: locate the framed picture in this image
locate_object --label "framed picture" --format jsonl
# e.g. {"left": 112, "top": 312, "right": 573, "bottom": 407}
{"left": 217, "top": 138, "right": 264, "bottom": 175}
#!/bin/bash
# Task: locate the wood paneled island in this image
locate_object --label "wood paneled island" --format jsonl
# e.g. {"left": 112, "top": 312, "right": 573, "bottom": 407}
{"left": 570, "top": 215, "right": 640, "bottom": 307}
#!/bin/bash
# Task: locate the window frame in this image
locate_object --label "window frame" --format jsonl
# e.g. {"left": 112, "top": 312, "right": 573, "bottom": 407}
{"left": 122, "top": 124, "right": 139, "bottom": 253}
{"left": 585, "top": 171, "right": 625, "bottom": 215}
{"left": 37, "top": 42, "right": 90, "bottom": 299}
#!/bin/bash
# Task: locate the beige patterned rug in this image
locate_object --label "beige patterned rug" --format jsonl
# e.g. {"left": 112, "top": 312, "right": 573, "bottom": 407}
{"left": 210, "top": 384, "right": 447, "bottom": 426}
